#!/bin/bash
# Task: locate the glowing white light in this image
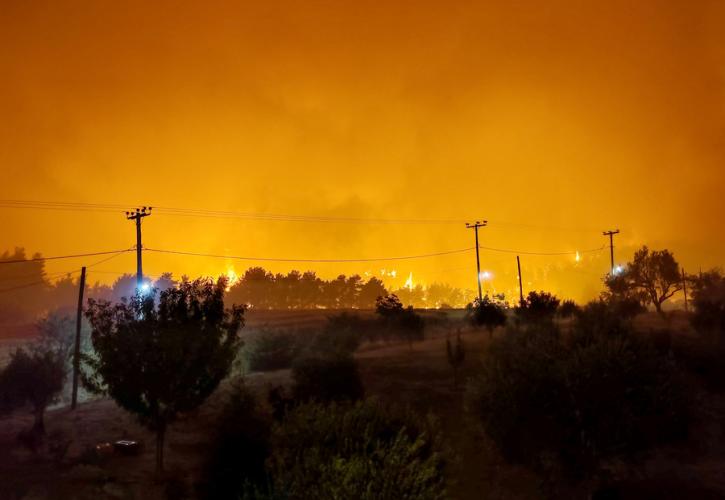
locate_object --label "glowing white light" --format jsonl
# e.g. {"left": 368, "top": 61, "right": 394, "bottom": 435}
{"left": 575, "top": 251, "right": 581, "bottom": 262}
{"left": 140, "top": 282, "right": 151, "bottom": 294}
{"left": 614, "top": 265, "right": 624, "bottom": 275}
{"left": 404, "top": 272, "right": 414, "bottom": 290}
{"left": 479, "top": 271, "right": 492, "bottom": 281}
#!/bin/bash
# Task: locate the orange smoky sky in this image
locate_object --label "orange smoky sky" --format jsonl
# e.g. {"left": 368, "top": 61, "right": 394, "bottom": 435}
{"left": 1, "top": 0, "right": 724, "bottom": 303}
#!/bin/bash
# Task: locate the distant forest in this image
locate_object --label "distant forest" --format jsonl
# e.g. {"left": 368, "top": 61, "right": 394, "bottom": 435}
{"left": 0, "top": 248, "right": 476, "bottom": 324}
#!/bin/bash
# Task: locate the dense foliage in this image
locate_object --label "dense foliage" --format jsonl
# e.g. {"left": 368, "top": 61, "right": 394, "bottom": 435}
{"left": 264, "top": 400, "right": 445, "bottom": 500}
{"left": 468, "top": 304, "right": 690, "bottom": 482}
{"left": 83, "top": 277, "right": 244, "bottom": 473}
{"left": 514, "top": 291, "right": 560, "bottom": 324}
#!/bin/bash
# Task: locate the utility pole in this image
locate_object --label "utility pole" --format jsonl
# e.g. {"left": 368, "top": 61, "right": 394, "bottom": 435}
{"left": 466, "top": 220, "right": 487, "bottom": 302}
{"left": 126, "top": 207, "right": 152, "bottom": 291}
{"left": 516, "top": 255, "right": 524, "bottom": 304}
{"left": 602, "top": 229, "right": 620, "bottom": 275}
{"left": 71, "top": 266, "right": 86, "bottom": 410}
{"left": 682, "top": 267, "right": 689, "bottom": 313}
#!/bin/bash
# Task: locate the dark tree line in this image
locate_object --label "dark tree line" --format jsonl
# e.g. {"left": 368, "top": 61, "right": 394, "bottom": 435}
{"left": 225, "top": 267, "right": 388, "bottom": 309}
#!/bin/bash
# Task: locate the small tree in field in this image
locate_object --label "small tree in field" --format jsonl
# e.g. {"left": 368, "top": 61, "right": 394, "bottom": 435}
{"left": 375, "top": 294, "right": 425, "bottom": 347}
{"left": 0, "top": 346, "right": 66, "bottom": 435}
{"left": 375, "top": 293, "right": 404, "bottom": 317}
{"left": 467, "top": 296, "right": 507, "bottom": 336}
{"left": 83, "top": 277, "right": 244, "bottom": 474}
{"left": 446, "top": 331, "right": 465, "bottom": 388}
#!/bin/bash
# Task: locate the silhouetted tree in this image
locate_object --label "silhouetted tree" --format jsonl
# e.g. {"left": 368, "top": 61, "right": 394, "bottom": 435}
{"left": 607, "top": 246, "right": 682, "bottom": 315}
{"left": 394, "top": 284, "right": 426, "bottom": 308}
{"left": 0, "top": 345, "right": 66, "bottom": 434}
{"left": 375, "top": 294, "right": 404, "bottom": 317}
{"left": 299, "top": 271, "right": 322, "bottom": 308}
{"left": 358, "top": 277, "right": 387, "bottom": 309}
{"left": 515, "top": 291, "right": 560, "bottom": 324}
{"left": 467, "top": 295, "right": 507, "bottom": 336}
{"left": 376, "top": 294, "right": 424, "bottom": 347}
{"left": 110, "top": 273, "right": 138, "bottom": 301}
{"left": 83, "top": 277, "right": 244, "bottom": 474}
{"left": 154, "top": 272, "right": 178, "bottom": 292}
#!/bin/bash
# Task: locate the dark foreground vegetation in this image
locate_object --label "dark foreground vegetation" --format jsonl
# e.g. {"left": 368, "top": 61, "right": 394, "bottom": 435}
{"left": 1, "top": 246, "right": 725, "bottom": 499}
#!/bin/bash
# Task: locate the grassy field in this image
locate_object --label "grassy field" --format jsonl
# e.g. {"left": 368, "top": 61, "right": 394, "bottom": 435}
{"left": 2, "top": 311, "right": 725, "bottom": 499}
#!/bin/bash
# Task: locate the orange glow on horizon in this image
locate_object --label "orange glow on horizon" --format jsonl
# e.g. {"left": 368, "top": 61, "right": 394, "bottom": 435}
{"left": 1, "top": 1, "right": 724, "bottom": 304}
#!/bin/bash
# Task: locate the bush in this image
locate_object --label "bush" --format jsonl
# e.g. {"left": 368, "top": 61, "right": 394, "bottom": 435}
{"left": 245, "top": 330, "right": 302, "bottom": 372}
{"left": 291, "top": 352, "right": 364, "bottom": 403}
{"left": 199, "top": 382, "right": 271, "bottom": 500}
{"left": 557, "top": 299, "right": 580, "bottom": 318}
{"left": 467, "top": 296, "right": 507, "bottom": 334}
{"left": 311, "top": 312, "right": 367, "bottom": 355}
{"left": 264, "top": 399, "right": 445, "bottom": 500}
{"left": 468, "top": 314, "right": 690, "bottom": 482}
{"left": 374, "top": 295, "right": 425, "bottom": 346}
{"left": 514, "top": 291, "right": 560, "bottom": 325}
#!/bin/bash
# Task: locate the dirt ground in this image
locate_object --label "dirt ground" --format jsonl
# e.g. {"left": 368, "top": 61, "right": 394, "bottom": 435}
{"left": 2, "top": 312, "right": 725, "bottom": 499}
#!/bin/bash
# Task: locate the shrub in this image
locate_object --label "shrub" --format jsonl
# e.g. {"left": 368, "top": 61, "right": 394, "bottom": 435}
{"left": 375, "top": 295, "right": 425, "bottom": 346}
{"left": 265, "top": 399, "right": 445, "bottom": 500}
{"left": 468, "top": 315, "right": 690, "bottom": 482}
{"left": 311, "top": 312, "right": 367, "bottom": 355}
{"left": 291, "top": 352, "right": 364, "bottom": 403}
{"left": 199, "top": 382, "right": 271, "bottom": 500}
{"left": 467, "top": 296, "right": 507, "bottom": 334}
{"left": 0, "top": 345, "right": 66, "bottom": 434}
{"left": 245, "top": 330, "right": 302, "bottom": 372}
{"left": 514, "top": 291, "right": 560, "bottom": 325}
{"left": 557, "top": 299, "right": 580, "bottom": 318}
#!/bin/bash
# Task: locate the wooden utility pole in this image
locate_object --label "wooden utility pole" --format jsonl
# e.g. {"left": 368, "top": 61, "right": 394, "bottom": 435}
{"left": 71, "top": 266, "right": 86, "bottom": 410}
{"left": 466, "top": 220, "right": 487, "bottom": 301}
{"left": 682, "top": 267, "right": 689, "bottom": 313}
{"left": 603, "top": 229, "right": 620, "bottom": 275}
{"left": 126, "top": 207, "right": 152, "bottom": 291}
{"left": 516, "top": 255, "right": 524, "bottom": 304}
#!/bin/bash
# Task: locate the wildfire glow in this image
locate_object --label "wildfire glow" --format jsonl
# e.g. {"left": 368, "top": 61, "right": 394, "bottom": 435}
{"left": 225, "top": 265, "right": 239, "bottom": 291}
{"left": 575, "top": 251, "right": 581, "bottom": 262}
{"left": 404, "top": 272, "right": 414, "bottom": 291}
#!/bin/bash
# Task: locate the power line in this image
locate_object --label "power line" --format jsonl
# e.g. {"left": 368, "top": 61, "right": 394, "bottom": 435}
{"left": 0, "top": 249, "right": 134, "bottom": 265}
{"left": 0, "top": 250, "right": 131, "bottom": 290}
{"left": 144, "top": 246, "right": 477, "bottom": 263}
{"left": 0, "top": 199, "right": 603, "bottom": 232}
{"left": 477, "top": 245, "right": 606, "bottom": 256}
